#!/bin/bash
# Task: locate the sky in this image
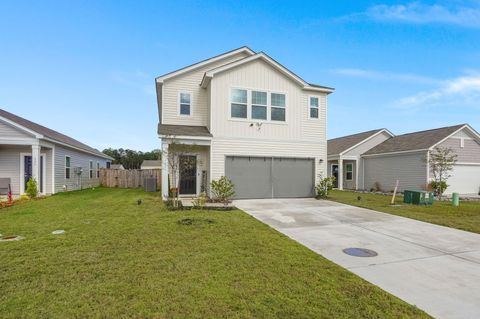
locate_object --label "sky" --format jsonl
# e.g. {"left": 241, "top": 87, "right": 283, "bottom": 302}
{"left": 1, "top": 0, "right": 479, "bottom": 151}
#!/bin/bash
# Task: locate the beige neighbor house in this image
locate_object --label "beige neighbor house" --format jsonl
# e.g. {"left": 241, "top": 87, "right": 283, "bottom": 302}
{"left": 156, "top": 47, "right": 334, "bottom": 199}
{"left": 0, "top": 109, "right": 112, "bottom": 195}
{"left": 328, "top": 124, "right": 480, "bottom": 195}
{"left": 140, "top": 160, "right": 161, "bottom": 170}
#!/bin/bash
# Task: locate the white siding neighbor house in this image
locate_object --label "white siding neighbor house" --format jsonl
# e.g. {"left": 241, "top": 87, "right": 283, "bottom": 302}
{"left": 328, "top": 124, "right": 480, "bottom": 195}
{"left": 0, "top": 109, "right": 112, "bottom": 195}
{"left": 156, "top": 47, "right": 334, "bottom": 199}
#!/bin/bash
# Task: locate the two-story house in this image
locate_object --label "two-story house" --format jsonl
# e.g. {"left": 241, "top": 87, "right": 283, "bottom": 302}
{"left": 156, "top": 47, "right": 334, "bottom": 199}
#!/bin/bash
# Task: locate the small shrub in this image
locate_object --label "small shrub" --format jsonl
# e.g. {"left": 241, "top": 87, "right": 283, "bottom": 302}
{"left": 371, "top": 182, "right": 382, "bottom": 193}
{"left": 165, "top": 199, "right": 183, "bottom": 211}
{"left": 192, "top": 192, "right": 208, "bottom": 209}
{"left": 26, "top": 178, "right": 39, "bottom": 198}
{"left": 211, "top": 176, "right": 235, "bottom": 206}
{"left": 316, "top": 176, "right": 335, "bottom": 199}
{"left": 429, "top": 181, "right": 448, "bottom": 197}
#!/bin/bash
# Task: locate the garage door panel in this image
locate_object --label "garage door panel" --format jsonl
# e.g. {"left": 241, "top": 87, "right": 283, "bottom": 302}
{"left": 225, "top": 156, "right": 314, "bottom": 199}
{"left": 225, "top": 156, "right": 272, "bottom": 199}
{"left": 273, "top": 158, "right": 314, "bottom": 198}
{"left": 446, "top": 165, "right": 480, "bottom": 195}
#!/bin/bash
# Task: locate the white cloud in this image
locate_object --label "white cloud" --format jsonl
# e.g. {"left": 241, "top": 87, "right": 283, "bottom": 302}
{"left": 331, "top": 68, "right": 441, "bottom": 85}
{"left": 364, "top": 2, "right": 480, "bottom": 27}
{"left": 396, "top": 74, "right": 480, "bottom": 107}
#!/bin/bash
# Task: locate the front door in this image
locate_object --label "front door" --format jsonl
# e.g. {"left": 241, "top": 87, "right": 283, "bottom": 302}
{"left": 23, "top": 155, "right": 44, "bottom": 193}
{"left": 179, "top": 155, "right": 197, "bottom": 195}
{"left": 332, "top": 164, "right": 339, "bottom": 188}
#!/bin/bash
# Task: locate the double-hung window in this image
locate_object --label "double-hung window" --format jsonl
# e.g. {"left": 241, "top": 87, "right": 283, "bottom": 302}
{"left": 89, "top": 161, "right": 94, "bottom": 179}
{"left": 309, "top": 96, "right": 319, "bottom": 119}
{"left": 251, "top": 91, "right": 267, "bottom": 120}
{"left": 231, "top": 89, "right": 248, "bottom": 118}
{"left": 96, "top": 162, "right": 100, "bottom": 178}
{"left": 346, "top": 163, "right": 353, "bottom": 181}
{"left": 179, "top": 92, "right": 191, "bottom": 116}
{"left": 65, "top": 156, "right": 71, "bottom": 179}
{"left": 271, "top": 93, "right": 286, "bottom": 121}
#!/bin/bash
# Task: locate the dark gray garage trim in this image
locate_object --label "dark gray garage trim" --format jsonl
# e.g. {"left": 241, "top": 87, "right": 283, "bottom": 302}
{"left": 225, "top": 156, "right": 315, "bottom": 199}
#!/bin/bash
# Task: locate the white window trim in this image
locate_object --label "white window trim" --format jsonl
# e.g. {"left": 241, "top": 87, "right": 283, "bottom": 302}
{"left": 89, "top": 160, "right": 94, "bottom": 179}
{"left": 345, "top": 163, "right": 353, "bottom": 181}
{"left": 178, "top": 91, "right": 192, "bottom": 116}
{"left": 229, "top": 86, "right": 288, "bottom": 124}
{"left": 96, "top": 162, "right": 100, "bottom": 178}
{"left": 308, "top": 95, "right": 320, "bottom": 120}
{"left": 65, "top": 155, "right": 71, "bottom": 180}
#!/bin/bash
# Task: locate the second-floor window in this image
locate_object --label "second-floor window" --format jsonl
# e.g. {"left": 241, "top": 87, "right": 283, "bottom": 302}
{"left": 179, "top": 92, "right": 191, "bottom": 116}
{"left": 231, "top": 89, "right": 248, "bottom": 118}
{"left": 231, "top": 88, "right": 286, "bottom": 122}
{"left": 309, "top": 96, "right": 319, "bottom": 119}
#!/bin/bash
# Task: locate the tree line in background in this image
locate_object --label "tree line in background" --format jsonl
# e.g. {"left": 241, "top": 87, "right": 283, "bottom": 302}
{"left": 102, "top": 148, "right": 161, "bottom": 170}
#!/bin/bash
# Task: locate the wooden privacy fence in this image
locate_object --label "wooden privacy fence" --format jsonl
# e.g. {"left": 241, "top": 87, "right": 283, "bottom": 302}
{"left": 99, "top": 168, "right": 161, "bottom": 190}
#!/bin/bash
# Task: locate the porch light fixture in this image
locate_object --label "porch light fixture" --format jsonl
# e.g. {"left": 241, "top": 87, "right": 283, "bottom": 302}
{"left": 319, "top": 159, "right": 324, "bottom": 163}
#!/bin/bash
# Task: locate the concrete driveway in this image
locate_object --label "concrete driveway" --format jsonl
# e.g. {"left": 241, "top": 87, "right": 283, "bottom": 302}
{"left": 234, "top": 198, "right": 480, "bottom": 319}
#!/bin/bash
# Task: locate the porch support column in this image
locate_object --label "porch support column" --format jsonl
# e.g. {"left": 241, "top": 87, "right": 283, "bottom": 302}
{"left": 355, "top": 157, "right": 360, "bottom": 190}
{"left": 31, "top": 144, "right": 41, "bottom": 186}
{"left": 338, "top": 157, "right": 343, "bottom": 190}
{"left": 161, "top": 141, "right": 169, "bottom": 200}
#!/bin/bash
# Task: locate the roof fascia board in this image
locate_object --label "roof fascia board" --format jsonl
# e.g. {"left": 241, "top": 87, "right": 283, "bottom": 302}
{"left": 201, "top": 53, "right": 334, "bottom": 93}
{"left": 429, "top": 125, "right": 480, "bottom": 150}
{"left": 0, "top": 116, "right": 43, "bottom": 138}
{"left": 339, "top": 129, "right": 395, "bottom": 156}
{"left": 362, "top": 149, "right": 428, "bottom": 158}
{"left": 156, "top": 47, "right": 255, "bottom": 83}
{"left": 41, "top": 137, "right": 113, "bottom": 160}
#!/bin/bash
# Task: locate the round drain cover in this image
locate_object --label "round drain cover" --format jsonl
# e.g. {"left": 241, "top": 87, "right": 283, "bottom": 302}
{"left": 343, "top": 248, "right": 378, "bottom": 257}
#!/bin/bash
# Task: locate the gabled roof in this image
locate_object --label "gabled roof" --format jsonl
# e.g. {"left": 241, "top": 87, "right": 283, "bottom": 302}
{"left": 141, "top": 160, "right": 161, "bottom": 167}
{"left": 0, "top": 108, "right": 112, "bottom": 159}
{"left": 155, "top": 46, "right": 255, "bottom": 83}
{"left": 158, "top": 124, "right": 212, "bottom": 137}
{"left": 328, "top": 129, "right": 391, "bottom": 155}
{"left": 364, "top": 124, "right": 469, "bottom": 155}
{"left": 200, "top": 52, "right": 334, "bottom": 93}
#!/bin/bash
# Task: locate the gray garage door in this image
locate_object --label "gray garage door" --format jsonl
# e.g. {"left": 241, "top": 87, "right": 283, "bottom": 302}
{"left": 225, "top": 156, "right": 315, "bottom": 199}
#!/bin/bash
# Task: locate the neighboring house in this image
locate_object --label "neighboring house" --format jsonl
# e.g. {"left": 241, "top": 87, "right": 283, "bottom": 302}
{"left": 327, "top": 129, "right": 394, "bottom": 190}
{"left": 328, "top": 124, "right": 480, "bottom": 195}
{"left": 156, "top": 46, "right": 334, "bottom": 199}
{"left": 110, "top": 164, "right": 125, "bottom": 170}
{"left": 0, "top": 109, "right": 112, "bottom": 195}
{"left": 141, "top": 160, "right": 161, "bottom": 170}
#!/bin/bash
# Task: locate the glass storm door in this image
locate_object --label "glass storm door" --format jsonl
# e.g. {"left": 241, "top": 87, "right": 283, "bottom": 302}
{"left": 179, "top": 155, "right": 197, "bottom": 195}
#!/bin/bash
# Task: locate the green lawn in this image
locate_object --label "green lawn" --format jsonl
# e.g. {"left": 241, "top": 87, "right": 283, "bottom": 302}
{"left": 0, "top": 188, "right": 428, "bottom": 318}
{"left": 329, "top": 190, "right": 480, "bottom": 234}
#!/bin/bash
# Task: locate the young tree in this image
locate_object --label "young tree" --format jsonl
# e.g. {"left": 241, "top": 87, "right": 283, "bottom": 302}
{"left": 163, "top": 140, "right": 203, "bottom": 207}
{"left": 427, "top": 147, "right": 457, "bottom": 199}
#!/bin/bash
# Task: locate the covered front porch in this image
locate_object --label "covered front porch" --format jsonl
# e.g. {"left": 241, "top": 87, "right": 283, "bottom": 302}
{"left": 0, "top": 138, "right": 54, "bottom": 195}
{"left": 327, "top": 155, "right": 360, "bottom": 190}
{"left": 160, "top": 136, "right": 211, "bottom": 200}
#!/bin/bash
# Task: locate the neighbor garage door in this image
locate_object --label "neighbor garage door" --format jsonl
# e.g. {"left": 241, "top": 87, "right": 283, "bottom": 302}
{"left": 225, "top": 156, "right": 315, "bottom": 199}
{"left": 445, "top": 164, "right": 480, "bottom": 195}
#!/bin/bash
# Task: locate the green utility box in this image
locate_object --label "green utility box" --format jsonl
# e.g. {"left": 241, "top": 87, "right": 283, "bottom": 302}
{"left": 403, "top": 190, "right": 413, "bottom": 204}
{"left": 404, "top": 190, "right": 434, "bottom": 205}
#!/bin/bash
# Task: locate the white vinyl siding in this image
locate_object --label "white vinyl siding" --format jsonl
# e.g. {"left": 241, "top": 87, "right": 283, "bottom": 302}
{"left": 210, "top": 59, "right": 327, "bottom": 142}
{"left": 0, "top": 120, "right": 35, "bottom": 138}
{"left": 437, "top": 134, "right": 480, "bottom": 163}
{"left": 161, "top": 51, "right": 251, "bottom": 126}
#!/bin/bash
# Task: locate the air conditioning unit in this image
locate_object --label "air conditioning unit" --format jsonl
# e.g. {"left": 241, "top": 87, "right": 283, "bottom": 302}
{"left": 74, "top": 167, "right": 83, "bottom": 176}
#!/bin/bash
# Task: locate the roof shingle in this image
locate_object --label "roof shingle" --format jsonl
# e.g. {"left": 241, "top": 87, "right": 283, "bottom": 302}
{"left": 0, "top": 109, "right": 111, "bottom": 159}
{"left": 158, "top": 124, "right": 212, "bottom": 137}
{"left": 328, "top": 129, "right": 385, "bottom": 155}
{"left": 364, "top": 124, "right": 466, "bottom": 155}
